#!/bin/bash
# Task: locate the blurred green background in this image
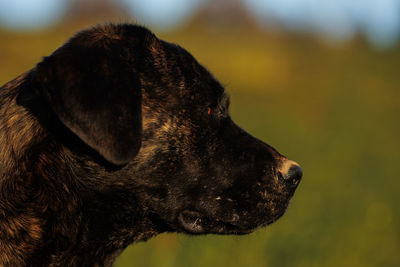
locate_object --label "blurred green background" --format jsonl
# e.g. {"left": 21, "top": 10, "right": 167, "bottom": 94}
{"left": 1, "top": 1, "right": 399, "bottom": 266}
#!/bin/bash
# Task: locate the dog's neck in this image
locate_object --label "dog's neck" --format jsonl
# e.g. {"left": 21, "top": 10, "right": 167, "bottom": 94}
{"left": 0, "top": 73, "right": 42, "bottom": 174}
{"left": 0, "top": 75, "right": 161, "bottom": 266}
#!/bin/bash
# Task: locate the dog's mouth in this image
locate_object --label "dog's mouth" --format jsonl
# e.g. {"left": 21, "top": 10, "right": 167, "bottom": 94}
{"left": 177, "top": 210, "right": 258, "bottom": 235}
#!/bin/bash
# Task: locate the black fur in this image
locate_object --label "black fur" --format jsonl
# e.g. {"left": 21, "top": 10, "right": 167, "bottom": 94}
{"left": 0, "top": 24, "right": 302, "bottom": 266}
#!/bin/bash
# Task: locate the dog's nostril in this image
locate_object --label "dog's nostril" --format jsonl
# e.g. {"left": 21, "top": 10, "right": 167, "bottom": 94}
{"left": 278, "top": 161, "right": 303, "bottom": 187}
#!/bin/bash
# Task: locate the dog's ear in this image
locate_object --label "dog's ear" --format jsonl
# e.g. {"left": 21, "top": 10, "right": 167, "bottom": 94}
{"left": 33, "top": 25, "right": 154, "bottom": 165}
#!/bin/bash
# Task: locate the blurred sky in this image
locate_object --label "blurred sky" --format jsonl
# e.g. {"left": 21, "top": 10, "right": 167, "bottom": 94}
{"left": 0, "top": 0, "right": 399, "bottom": 48}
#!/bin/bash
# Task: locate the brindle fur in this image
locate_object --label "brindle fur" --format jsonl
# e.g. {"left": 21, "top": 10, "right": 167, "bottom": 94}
{"left": 0, "top": 24, "right": 301, "bottom": 266}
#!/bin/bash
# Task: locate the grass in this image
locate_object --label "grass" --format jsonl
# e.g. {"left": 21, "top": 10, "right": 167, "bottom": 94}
{"left": 1, "top": 20, "right": 399, "bottom": 267}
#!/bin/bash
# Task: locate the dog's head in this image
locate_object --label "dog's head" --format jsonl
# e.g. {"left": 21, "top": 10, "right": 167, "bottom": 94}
{"left": 32, "top": 24, "right": 302, "bottom": 236}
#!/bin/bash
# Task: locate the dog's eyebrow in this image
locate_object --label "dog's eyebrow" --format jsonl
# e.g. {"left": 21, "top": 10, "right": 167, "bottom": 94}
{"left": 218, "top": 91, "right": 230, "bottom": 112}
{"left": 222, "top": 92, "right": 230, "bottom": 106}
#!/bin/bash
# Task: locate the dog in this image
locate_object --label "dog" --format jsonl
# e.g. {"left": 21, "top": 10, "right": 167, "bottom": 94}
{"left": 0, "top": 24, "right": 302, "bottom": 266}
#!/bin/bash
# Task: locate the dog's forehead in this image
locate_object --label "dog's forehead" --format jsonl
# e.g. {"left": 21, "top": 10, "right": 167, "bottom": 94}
{"left": 143, "top": 39, "right": 227, "bottom": 107}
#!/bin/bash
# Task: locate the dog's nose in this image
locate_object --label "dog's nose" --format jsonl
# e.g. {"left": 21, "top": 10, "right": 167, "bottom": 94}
{"left": 277, "top": 160, "right": 303, "bottom": 187}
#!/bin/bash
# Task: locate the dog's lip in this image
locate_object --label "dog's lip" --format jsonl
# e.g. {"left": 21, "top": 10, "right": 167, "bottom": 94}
{"left": 177, "top": 210, "right": 254, "bottom": 235}
{"left": 177, "top": 210, "right": 205, "bottom": 234}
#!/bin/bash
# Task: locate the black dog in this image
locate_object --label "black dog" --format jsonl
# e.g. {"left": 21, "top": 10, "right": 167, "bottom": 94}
{"left": 0, "top": 24, "right": 302, "bottom": 266}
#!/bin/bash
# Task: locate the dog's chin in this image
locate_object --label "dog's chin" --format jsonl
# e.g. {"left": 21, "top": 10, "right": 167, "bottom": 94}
{"left": 176, "top": 210, "right": 276, "bottom": 235}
